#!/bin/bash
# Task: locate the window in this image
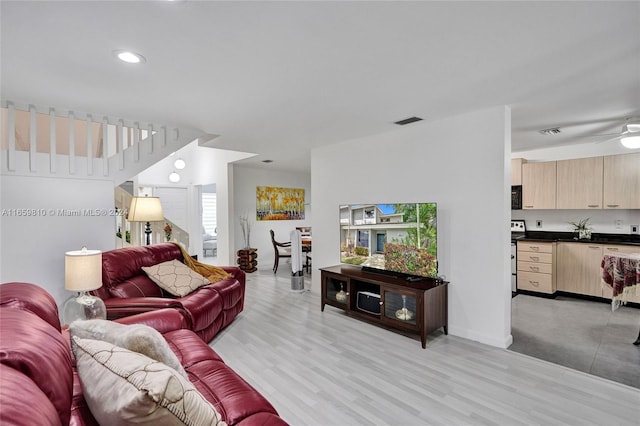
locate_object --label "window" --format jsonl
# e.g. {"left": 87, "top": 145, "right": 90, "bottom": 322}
{"left": 202, "top": 193, "right": 217, "bottom": 236}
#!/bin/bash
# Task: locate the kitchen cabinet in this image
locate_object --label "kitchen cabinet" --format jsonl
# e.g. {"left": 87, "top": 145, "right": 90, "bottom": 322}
{"left": 556, "top": 157, "right": 603, "bottom": 209}
{"left": 522, "top": 161, "right": 556, "bottom": 209}
{"left": 603, "top": 153, "right": 640, "bottom": 209}
{"left": 557, "top": 242, "right": 603, "bottom": 297}
{"left": 517, "top": 241, "right": 556, "bottom": 294}
{"left": 601, "top": 244, "right": 640, "bottom": 303}
{"left": 511, "top": 158, "right": 527, "bottom": 186}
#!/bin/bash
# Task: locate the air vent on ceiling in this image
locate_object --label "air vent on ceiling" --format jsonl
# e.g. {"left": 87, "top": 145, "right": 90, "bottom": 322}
{"left": 394, "top": 116, "right": 423, "bottom": 126}
{"left": 261, "top": 159, "right": 273, "bottom": 163}
{"left": 538, "top": 127, "right": 561, "bottom": 135}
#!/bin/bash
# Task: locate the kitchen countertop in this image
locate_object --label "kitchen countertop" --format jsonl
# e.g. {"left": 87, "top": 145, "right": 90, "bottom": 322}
{"left": 517, "top": 231, "right": 640, "bottom": 246}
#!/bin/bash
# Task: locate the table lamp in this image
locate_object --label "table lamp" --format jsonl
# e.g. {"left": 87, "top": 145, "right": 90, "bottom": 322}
{"left": 60, "top": 247, "right": 106, "bottom": 325}
{"left": 128, "top": 196, "right": 164, "bottom": 245}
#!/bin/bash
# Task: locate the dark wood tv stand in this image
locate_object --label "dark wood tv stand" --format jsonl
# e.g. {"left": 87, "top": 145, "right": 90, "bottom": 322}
{"left": 320, "top": 264, "right": 448, "bottom": 348}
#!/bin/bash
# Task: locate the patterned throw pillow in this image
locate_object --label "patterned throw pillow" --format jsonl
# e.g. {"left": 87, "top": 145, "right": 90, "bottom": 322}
{"left": 142, "top": 259, "right": 210, "bottom": 297}
{"left": 73, "top": 336, "right": 226, "bottom": 426}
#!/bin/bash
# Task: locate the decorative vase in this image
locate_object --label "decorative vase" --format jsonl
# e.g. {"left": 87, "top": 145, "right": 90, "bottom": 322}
{"left": 395, "top": 295, "right": 414, "bottom": 321}
{"left": 335, "top": 283, "right": 347, "bottom": 303}
{"left": 578, "top": 229, "right": 591, "bottom": 240}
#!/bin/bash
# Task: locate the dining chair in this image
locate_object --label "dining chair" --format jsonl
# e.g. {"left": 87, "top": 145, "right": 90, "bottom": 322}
{"left": 270, "top": 229, "right": 291, "bottom": 273}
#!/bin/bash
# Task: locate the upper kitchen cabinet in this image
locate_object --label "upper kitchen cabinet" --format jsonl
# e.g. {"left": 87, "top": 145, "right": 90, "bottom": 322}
{"left": 522, "top": 161, "right": 556, "bottom": 209}
{"left": 511, "top": 158, "right": 527, "bottom": 186}
{"left": 556, "top": 157, "right": 603, "bottom": 209}
{"left": 603, "top": 153, "right": 640, "bottom": 209}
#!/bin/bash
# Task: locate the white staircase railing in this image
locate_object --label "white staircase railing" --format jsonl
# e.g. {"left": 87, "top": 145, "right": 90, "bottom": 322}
{"left": 1, "top": 100, "right": 216, "bottom": 185}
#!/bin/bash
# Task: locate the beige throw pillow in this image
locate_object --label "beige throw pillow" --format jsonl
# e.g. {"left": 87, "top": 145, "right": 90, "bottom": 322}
{"left": 73, "top": 336, "right": 226, "bottom": 426}
{"left": 69, "top": 319, "right": 188, "bottom": 379}
{"left": 142, "top": 259, "right": 210, "bottom": 297}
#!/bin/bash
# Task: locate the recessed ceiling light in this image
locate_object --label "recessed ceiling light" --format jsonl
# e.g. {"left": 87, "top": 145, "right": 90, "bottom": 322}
{"left": 113, "top": 50, "right": 146, "bottom": 64}
{"left": 174, "top": 159, "right": 186, "bottom": 170}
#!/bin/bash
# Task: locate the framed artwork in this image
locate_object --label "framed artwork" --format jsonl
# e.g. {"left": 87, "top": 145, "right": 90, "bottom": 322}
{"left": 256, "top": 186, "right": 305, "bottom": 220}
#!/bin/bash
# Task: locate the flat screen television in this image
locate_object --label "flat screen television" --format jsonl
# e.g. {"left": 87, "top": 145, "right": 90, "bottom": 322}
{"left": 339, "top": 203, "right": 438, "bottom": 279}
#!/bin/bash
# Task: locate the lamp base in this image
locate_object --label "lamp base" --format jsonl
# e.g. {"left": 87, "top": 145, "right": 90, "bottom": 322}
{"left": 61, "top": 291, "right": 107, "bottom": 326}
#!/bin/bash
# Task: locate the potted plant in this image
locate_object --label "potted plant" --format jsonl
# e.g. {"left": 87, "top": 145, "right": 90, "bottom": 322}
{"left": 164, "top": 223, "right": 172, "bottom": 241}
{"left": 569, "top": 217, "right": 592, "bottom": 240}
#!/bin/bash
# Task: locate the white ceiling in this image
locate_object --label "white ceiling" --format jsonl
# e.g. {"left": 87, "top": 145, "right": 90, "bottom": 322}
{"left": 2, "top": 1, "right": 639, "bottom": 172}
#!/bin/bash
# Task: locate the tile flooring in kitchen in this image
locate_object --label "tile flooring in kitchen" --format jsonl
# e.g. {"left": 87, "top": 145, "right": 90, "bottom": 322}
{"left": 510, "top": 293, "right": 640, "bottom": 389}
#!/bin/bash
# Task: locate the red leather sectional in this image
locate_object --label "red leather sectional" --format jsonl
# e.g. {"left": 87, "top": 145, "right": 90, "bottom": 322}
{"left": 94, "top": 243, "right": 245, "bottom": 342}
{"left": 0, "top": 282, "right": 287, "bottom": 426}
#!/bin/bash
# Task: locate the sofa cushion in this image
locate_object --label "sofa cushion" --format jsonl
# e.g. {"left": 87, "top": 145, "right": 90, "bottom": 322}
{"left": 162, "top": 329, "right": 281, "bottom": 425}
{"left": 0, "top": 309, "right": 73, "bottom": 426}
{"left": 0, "top": 364, "right": 63, "bottom": 426}
{"left": 73, "top": 337, "right": 226, "bottom": 426}
{"left": 69, "top": 319, "right": 187, "bottom": 378}
{"left": 142, "top": 260, "right": 210, "bottom": 297}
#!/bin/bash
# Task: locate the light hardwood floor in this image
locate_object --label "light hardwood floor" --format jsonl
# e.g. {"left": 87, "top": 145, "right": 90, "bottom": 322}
{"left": 211, "top": 269, "right": 639, "bottom": 425}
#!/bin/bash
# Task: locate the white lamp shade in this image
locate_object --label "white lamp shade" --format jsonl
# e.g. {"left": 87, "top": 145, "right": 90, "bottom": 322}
{"left": 65, "top": 248, "right": 102, "bottom": 291}
{"left": 128, "top": 196, "right": 164, "bottom": 222}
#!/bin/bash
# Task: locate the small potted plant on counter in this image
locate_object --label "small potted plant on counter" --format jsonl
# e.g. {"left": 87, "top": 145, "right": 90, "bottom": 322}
{"left": 570, "top": 217, "right": 592, "bottom": 240}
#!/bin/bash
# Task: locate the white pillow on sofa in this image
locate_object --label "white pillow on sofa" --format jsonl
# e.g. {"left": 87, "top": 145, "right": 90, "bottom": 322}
{"left": 142, "top": 259, "right": 210, "bottom": 297}
{"left": 73, "top": 336, "right": 226, "bottom": 426}
{"left": 69, "top": 319, "right": 187, "bottom": 379}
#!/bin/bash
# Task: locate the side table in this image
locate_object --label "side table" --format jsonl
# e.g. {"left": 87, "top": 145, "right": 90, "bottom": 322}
{"left": 237, "top": 248, "right": 258, "bottom": 273}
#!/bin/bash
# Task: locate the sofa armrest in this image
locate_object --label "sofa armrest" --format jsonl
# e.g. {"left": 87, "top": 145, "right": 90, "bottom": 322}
{"left": 115, "top": 308, "right": 188, "bottom": 334}
{"left": 220, "top": 266, "right": 246, "bottom": 286}
{"left": 103, "top": 297, "right": 185, "bottom": 320}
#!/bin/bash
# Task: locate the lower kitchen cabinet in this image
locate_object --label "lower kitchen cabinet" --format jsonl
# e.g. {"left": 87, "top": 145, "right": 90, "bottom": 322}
{"left": 557, "top": 242, "right": 603, "bottom": 297}
{"left": 556, "top": 242, "right": 640, "bottom": 302}
{"left": 517, "top": 241, "right": 556, "bottom": 294}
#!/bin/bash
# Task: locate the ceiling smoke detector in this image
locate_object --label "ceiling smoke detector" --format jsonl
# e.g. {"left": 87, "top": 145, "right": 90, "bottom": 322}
{"left": 538, "top": 127, "right": 561, "bottom": 136}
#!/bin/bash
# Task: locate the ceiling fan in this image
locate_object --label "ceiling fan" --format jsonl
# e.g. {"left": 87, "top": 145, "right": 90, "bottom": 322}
{"left": 594, "top": 119, "right": 640, "bottom": 149}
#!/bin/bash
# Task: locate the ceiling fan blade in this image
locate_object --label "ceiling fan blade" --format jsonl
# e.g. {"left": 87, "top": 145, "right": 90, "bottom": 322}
{"left": 584, "top": 132, "right": 618, "bottom": 138}
{"left": 595, "top": 135, "right": 622, "bottom": 144}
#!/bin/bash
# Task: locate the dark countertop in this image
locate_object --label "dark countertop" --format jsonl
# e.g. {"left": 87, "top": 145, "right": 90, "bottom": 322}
{"left": 518, "top": 231, "right": 640, "bottom": 246}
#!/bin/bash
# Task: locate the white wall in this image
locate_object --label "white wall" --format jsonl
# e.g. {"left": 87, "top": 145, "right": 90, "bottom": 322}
{"left": 312, "top": 106, "right": 513, "bottom": 348}
{"left": 0, "top": 175, "right": 116, "bottom": 305}
{"left": 232, "top": 165, "right": 312, "bottom": 273}
{"left": 137, "top": 142, "right": 256, "bottom": 264}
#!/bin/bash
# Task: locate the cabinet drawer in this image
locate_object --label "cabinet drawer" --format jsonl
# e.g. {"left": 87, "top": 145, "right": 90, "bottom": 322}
{"left": 518, "top": 271, "right": 554, "bottom": 294}
{"left": 517, "top": 252, "right": 553, "bottom": 264}
{"left": 517, "top": 242, "right": 553, "bottom": 253}
{"left": 517, "top": 261, "right": 553, "bottom": 274}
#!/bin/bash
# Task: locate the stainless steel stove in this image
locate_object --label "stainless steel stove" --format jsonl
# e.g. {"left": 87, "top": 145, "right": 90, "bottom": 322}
{"left": 510, "top": 220, "right": 526, "bottom": 292}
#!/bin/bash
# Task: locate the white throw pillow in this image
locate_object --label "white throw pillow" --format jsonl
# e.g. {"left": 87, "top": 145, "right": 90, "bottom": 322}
{"left": 142, "top": 259, "right": 210, "bottom": 297}
{"left": 73, "top": 336, "right": 226, "bottom": 426}
{"left": 69, "top": 319, "right": 188, "bottom": 379}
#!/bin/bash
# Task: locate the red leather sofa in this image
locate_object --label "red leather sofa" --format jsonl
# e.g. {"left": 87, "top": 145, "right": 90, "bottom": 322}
{"left": 0, "top": 282, "right": 288, "bottom": 426}
{"left": 94, "top": 243, "right": 245, "bottom": 342}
